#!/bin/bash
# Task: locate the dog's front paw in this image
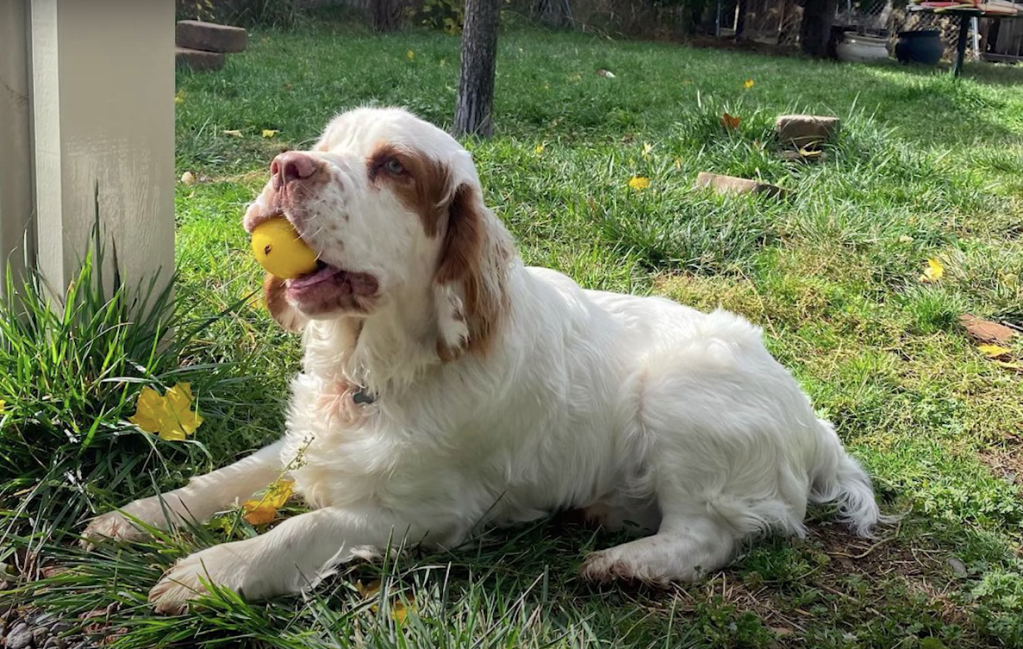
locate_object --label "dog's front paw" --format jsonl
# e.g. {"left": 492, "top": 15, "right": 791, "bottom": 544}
{"left": 149, "top": 546, "right": 242, "bottom": 615}
{"left": 81, "top": 510, "right": 151, "bottom": 549}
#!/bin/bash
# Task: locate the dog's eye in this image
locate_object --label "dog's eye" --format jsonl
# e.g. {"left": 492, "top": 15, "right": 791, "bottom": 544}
{"left": 383, "top": 158, "right": 404, "bottom": 175}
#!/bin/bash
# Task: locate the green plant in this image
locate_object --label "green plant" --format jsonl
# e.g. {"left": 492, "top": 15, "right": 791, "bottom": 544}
{"left": 414, "top": 0, "right": 465, "bottom": 34}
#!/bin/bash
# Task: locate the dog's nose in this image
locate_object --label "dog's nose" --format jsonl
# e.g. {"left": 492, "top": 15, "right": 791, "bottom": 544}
{"left": 271, "top": 152, "right": 317, "bottom": 189}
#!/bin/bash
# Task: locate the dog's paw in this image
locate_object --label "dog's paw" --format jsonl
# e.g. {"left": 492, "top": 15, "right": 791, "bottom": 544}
{"left": 149, "top": 546, "right": 240, "bottom": 615}
{"left": 579, "top": 549, "right": 670, "bottom": 588}
{"left": 81, "top": 511, "right": 150, "bottom": 549}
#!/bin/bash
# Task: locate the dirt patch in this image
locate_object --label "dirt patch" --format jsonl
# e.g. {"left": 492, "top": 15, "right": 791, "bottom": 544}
{"left": 978, "top": 445, "right": 1023, "bottom": 493}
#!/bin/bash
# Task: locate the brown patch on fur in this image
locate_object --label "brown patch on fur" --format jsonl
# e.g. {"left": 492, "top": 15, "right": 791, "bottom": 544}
{"left": 366, "top": 142, "right": 452, "bottom": 236}
{"left": 435, "top": 184, "right": 511, "bottom": 361}
{"left": 263, "top": 273, "right": 306, "bottom": 332}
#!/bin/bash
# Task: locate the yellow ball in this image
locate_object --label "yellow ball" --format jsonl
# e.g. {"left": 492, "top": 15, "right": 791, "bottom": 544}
{"left": 251, "top": 218, "right": 319, "bottom": 280}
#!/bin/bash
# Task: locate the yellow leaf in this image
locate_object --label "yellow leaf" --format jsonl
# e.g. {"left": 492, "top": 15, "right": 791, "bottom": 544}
{"left": 407, "top": 50, "right": 415, "bottom": 60}
{"left": 744, "top": 78, "right": 755, "bottom": 89}
{"left": 129, "top": 383, "right": 203, "bottom": 442}
{"left": 642, "top": 142, "right": 654, "bottom": 158}
{"left": 391, "top": 600, "right": 416, "bottom": 623}
{"left": 673, "top": 158, "right": 682, "bottom": 169}
{"left": 797, "top": 147, "right": 823, "bottom": 158}
{"left": 261, "top": 129, "right": 279, "bottom": 138}
{"left": 898, "top": 235, "right": 914, "bottom": 244}
{"left": 174, "top": 91, "right": 186, "bottom": 105}
{"left": 242, "top": 479, "right": 294, "bottom": 525}
{"left": 356, "top": 579, "right": 381, "bottom": 599}
{"left": 721, "top": 113, "right": 741, "bottom": 129}
{"left": 919, "top": 258, "right": 944, "bottom": 282}
{"left": 995, "top": 360, "right": 1023, "bottom": 371}
{"left": 181, "top": 171, "right": 196, "bottom": 186}
{"left": 628, "top": 176, "right": 650, "bottom": 191}
{"left": 978, "top": 344, "right": 1012, "bottom": 359}
{"left": 222, "top": 129, "right": 243, "bottom": 138}
{"left": 0, "top": 399, "right": 6, "bottom": 415}
{"left": 535, "top": 143, "right": 545, "bottom": 154}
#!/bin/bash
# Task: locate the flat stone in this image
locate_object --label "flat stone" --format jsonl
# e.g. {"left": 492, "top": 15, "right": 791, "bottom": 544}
{"left": 43, "top": 637, "right": 66, "bottom": 649}
{"left": 7, "top": 622, "right": 34, "bottom": 649}
{"left": 175, "top": 20, "right": 247, "bottom": 54}
{"left": 775, "top": 114, "right": 840, "bottom": 149}
{"left": 175, "top": 47, "right": 226, "bottom": 72}
{"left": 34, "top": 625, "right": 51, "bottom": 644}
{"left": 694, "top": 172, "right": 789, "bottom": 200}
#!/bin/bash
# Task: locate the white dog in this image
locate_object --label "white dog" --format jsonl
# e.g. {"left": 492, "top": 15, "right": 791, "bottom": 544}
{"left": 85, "top": 107, "right": 882, "bottom": 614}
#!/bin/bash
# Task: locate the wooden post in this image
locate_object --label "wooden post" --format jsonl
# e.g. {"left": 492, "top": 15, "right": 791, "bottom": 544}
{"left": 453, "top": 0, "right": 502, "bottom": 138}
{"left": 28, "top": 0, "right": 175, "bottom": 299}
{"left": 0, "top": 0, "right": 35, "bottom": 298}
{"left": 801, "top": 0, "right": 838, "bottom": 57}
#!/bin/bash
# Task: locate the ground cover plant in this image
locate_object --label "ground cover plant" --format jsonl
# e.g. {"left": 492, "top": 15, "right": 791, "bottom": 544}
{"left": 2, "top": 13, "right": 1023, "bottom": 649}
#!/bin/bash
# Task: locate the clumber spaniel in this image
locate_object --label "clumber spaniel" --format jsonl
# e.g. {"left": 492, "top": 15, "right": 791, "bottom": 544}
{"left": 85, "top": 108, "right": 882, "bottom": 614}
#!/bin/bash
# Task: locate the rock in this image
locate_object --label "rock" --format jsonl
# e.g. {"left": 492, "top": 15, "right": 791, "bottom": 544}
{"left": 43, "top": 637, "right": 65, "bottom": 649}
{"left": 775, "top": 114, "right": 840, "bottom": 149}
{"left": 778, "top": 149, "right": 828, "bottom": 163}
{"left": 694, "top": 172, "right": 789, "bottom": 200}
{"left": 48, "top": 623, "right": 71, "bottom": 636}
{"left": 175, "top": 20, "right": 247, "bottom": 54}
{"left": 175, "top": 47, "right": 226, "bottom": 72}
{"left": 33, "top": 625, "right": 50, "bottom": 644}
{"left": 947, "top": 557, "right": 968, "bottom": 578}
{"left": 7, "top": 622, "right": 34, "bottom": 649}
{"left": 960, "top": 314, "right": 1018, "bottom": 346}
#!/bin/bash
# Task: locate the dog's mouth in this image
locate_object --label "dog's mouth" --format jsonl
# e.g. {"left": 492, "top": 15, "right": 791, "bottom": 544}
{"left": 285, "top": 258, "right": 379, "bottom": 305}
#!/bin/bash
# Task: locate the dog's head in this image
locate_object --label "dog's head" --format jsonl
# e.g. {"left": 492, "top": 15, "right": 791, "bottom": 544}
{"left": 243, "top": 107, "right": 511, "bottom": 361}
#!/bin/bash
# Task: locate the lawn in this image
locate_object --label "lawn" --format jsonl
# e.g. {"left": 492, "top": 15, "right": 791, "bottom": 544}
{"left": 3, "top": 13, "right": 1023, "bottom": 649}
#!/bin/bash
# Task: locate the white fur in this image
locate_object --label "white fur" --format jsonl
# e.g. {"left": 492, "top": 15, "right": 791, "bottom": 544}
{"left": 84, "top": 108, "right": 882, "bottom": 613}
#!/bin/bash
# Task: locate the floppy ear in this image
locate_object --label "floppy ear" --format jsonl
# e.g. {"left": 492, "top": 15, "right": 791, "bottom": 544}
{"left": 263, "top": 273, "right": 308, "bottom": 333}
{"left": 433, "top": 183, "right": 511, "bottom": 362}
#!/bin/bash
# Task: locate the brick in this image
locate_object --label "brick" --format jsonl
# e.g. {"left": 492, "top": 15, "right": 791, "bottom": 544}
{"left": 694, "top": 172, "right": 789, "bottom": 200}
{"left": 176, "top": 20, "right": 247, "bottom": 54}
{"left": 775, "top": 114, "right": 840, "bottom": 149}
{"left": 175, "top": 47, "right": 225, "bottom": 72}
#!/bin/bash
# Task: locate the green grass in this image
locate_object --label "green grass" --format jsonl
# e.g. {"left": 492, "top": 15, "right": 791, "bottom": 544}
{"left": 4, "top": 15, "right": 1023, "bottom": 648}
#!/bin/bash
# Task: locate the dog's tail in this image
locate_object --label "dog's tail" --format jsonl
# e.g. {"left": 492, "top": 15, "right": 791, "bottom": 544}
{"left": 808, "top": 419, "right": 885, "bottom": 537}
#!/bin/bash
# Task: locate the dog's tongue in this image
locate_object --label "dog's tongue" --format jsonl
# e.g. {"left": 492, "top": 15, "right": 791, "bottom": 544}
{"left": 289, "top": 264, "right": 343, "bottom": 289}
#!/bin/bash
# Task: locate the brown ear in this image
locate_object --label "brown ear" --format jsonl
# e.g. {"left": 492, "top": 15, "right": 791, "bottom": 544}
{"left": 433, "top": 184, "right": 511, "bottom": 361}
{"left": 263, "top": 273, "right": 307, "bottom": 332}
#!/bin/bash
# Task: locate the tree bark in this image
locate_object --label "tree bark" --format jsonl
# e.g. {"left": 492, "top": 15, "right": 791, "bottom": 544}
{"left": 800, "top": 0, "right": 837, "bottom": 57}
{"left": 537, "top": 0, "right": 572, "bottom": 28}
{"left": 372, "top": 0, "right": 398, "bottom": 32}
{"left": 453, "top": 0, "right": 501, "bottom": 138}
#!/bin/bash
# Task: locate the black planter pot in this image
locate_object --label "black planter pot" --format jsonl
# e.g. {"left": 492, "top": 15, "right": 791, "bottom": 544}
{"left": 895, "top": 29, "right": 944, "bottom": 65}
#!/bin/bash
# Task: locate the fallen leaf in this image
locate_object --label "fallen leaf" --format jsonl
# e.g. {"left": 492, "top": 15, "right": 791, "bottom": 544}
{"left": 0, "top": 399, "right": 6, "bottom": 415}
{"left": 356, "top": 579, "right": 381, "bottom": 599}
{"left": 407, "top": 50, "right": 415, "bottom": 60}
{"left": 898, "top": 235, "right": 914, "bottom": 244}
{"left": 391, "top": 599, "right": 416, "bottom": 623}
{"left": 995, "top": 360, "right": 1023, "bottom": 372}
{"left": 642, "top": 142, "right": 654, "bottom": 158}
{"left": 535, "top": 143, "right": 545, "bottom": 154}
{"left": 673, "top": 158, "right": 682, "bottom": 169}
{"left": 978, "top": 344, "right": 1012, "bottom": 359}
{"left": 919, "top": 258, "right": 944, "bottom": 282}
{"left": 242, "top": 479, "right": 295, "bottom": 525}
{"left": 798, "top": 147, "right": 823, "bottom": 159}
{"left": 174, "top": 91, "right": 186, "bottom": 106}
{"left": 744, "top": 78, "right": 755, "bottom": 89}
{"left": 628, "top": 176, "right": 650, "bottom": 191}
{"left": 596, "top": 68, "right": 615, "bottom": 78}
{"left": 721, "top": 112, "right": 741, "bottom": 129}
{"left": 960, "top": 314, "right": 1018, "bottom": 345}
{"left": 771, "top": 626, "right": 793, "bottom": 636}
{"left": 222, "top": 129, "right": 243, "bottom": 138}
{"left": 129, "top": 383, "right": 203, "bottom": 442}
{"left": 262, "top": 129, "right": 279, "bottom": 138}
{"left": 180, "top": 171, "right": 196, "bottom": 186}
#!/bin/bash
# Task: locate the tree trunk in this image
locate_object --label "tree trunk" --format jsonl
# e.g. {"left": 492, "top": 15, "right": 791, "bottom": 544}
{"left": 453, "top": 0, "right": 501, "bottom": 137}
{"left": 537, "top": 0, "right": 572, "bottom": 28}
{"left": 800, "top": 0, "right": 837, "bottom": 57}
{"left": 372, "top": 0, "right": 398, "bottom": 32}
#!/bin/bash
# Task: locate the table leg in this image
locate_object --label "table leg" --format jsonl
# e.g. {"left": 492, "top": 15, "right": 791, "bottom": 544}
{"left": 953, "top": 16, "right": 969, "bottom": 77}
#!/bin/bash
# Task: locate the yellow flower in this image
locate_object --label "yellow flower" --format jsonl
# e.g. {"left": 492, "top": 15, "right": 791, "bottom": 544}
{"left": 407, "top": 50, "right": 415, "bottom": 60}
{"left": 744, "top": 79, "right": 755, "bottom": 89}
{"left": 129, "top": 383, "right": 203, "bottom": 442}
{"left": 919, "top": 258, "right": 944, "bottom": 282}
{"left": 628, "top": 176, "right": 650, "bottom": 191}
{"left": 261, "top": 129, "right": 279, "bottom": 138}
{"left": 242, "top": 479, "right": 295, "bottom": 525}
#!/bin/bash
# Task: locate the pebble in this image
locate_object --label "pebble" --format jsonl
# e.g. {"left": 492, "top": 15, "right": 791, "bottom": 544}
{"left": 33, "top": 624, "right": 51, "bottom": 644}
{"left": 7, "top": 622, "right": 35, "bottom": 649}
{"left": 947, "top": 557, "right": 968, "bottom": 578}
{"left": 43, "top": 637, "right": 66, "bottom": 649}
